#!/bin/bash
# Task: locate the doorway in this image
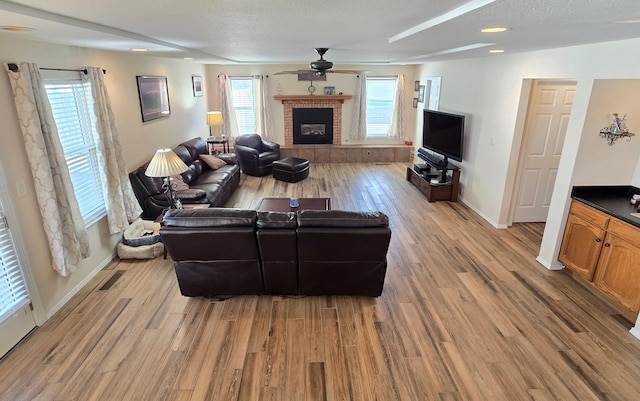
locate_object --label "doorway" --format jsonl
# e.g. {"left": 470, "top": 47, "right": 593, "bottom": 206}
{"left": 511, "top": 80, "right": 577, "bottom": 223}
{"left": 0, "top": 171, "right": 36, "bottom": 358}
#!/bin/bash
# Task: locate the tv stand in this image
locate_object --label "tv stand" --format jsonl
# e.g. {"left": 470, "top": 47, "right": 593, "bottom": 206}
{"left": 406, "top": 151, "right": 460, "bottom": 202}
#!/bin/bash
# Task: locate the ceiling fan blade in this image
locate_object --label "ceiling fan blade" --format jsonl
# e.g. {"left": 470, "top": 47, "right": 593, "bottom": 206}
{"left": 329, "top": 70, "right": 370, "bottom": 74}
{"left": 273, "top": 70, "right": 313, "bottom": 75}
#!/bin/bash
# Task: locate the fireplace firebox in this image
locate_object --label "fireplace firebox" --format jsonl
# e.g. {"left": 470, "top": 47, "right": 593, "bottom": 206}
{"left": 292, "top": 108, "right": 333, "bottom": 144}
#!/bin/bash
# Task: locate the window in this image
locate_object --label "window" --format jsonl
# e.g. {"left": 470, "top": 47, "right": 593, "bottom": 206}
{"left": 45, "top": 81, "right": 106, "bottom": 225}
{"left": 230, "top": 77, "right": 255, "bottom": 135}
{"left": 366, "top": 77, "right": 397, "bottom": 137}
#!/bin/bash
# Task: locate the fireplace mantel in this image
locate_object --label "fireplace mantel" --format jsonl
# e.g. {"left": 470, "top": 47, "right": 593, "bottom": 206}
{"left": 274, "top": 95, "right": 352, "bottom": 103}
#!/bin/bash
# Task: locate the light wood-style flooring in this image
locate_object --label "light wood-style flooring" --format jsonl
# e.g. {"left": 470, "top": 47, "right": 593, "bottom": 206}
{"left": 2, "top": 162, "right": 640, "bottom": 401}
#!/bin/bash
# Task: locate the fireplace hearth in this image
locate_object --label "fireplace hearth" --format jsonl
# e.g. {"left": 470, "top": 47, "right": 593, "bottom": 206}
{"left": 293, "top": 108, "right": 333, "bottom": 145}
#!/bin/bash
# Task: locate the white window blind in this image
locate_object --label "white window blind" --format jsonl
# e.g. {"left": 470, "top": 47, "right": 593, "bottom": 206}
{"left": 0, "top": 211, "right": 30, "bottom": 324}
{"left": 366, "top": 77, "right": 397, "bottom": 137}
{"left": 45, "top": 81, "right": 106, "bottom": 225}
{"left": 230, "top": 77, "right": 256, "bottom": 135}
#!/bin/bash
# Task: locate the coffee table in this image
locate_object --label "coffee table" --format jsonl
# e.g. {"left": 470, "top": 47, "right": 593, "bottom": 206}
{"left": 256, "top": 197, "right": 331, "bottom": 212}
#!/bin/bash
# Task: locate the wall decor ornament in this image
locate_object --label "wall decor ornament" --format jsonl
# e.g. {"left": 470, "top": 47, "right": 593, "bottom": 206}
{"left": 599, "top": 113, "right": 635, "bottom": 146}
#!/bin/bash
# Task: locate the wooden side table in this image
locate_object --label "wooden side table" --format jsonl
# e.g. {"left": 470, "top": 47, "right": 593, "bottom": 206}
{"left": 206, "top": 136, "right": 229, "bottom": 154}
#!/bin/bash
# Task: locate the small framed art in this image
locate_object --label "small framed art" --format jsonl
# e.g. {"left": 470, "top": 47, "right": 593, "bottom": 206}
{"left": 414, "top": 80, "right": 420, "bottom": 91}
{"left": 324, "top": 86, "right": 335, "bottom": 95}
{"left": 413, "top": 98, "right": 418, "bottom": 108}
{"left": 136, "top": 76, "right": 171, "bottom": 122}
{"left": 192, "top": 75, "right": 203, "bottom": 97}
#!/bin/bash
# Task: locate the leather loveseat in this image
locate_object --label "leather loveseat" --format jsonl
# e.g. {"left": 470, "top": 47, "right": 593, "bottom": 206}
{"left": 159, "top": 208, "right": 392, "bottom": 297}
{"left": 129, "top": 137, "right": 240, "bottom": 219}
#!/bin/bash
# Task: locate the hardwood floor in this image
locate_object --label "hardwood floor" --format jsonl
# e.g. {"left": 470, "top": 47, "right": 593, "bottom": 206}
{"left": 2, "top": 162, "right": 640, "bottom": 401}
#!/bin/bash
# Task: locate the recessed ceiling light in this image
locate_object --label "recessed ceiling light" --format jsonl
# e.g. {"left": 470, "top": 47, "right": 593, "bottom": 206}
{"left": 489, "top": 49, "right": 505, "bottom": 53}
{"left": 131, "top": 48, "right": 148, "bottom": 52}
{"left": 481, "top": 27, "right": 508, "bottom": 33}
{"left": 0, "top": 26, "right": 35, "bottom": 32}
{"left": 183, "top": 57, "right": 194, "bottom": 60}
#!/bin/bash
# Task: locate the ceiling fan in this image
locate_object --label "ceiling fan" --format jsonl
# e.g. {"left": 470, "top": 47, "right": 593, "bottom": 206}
{"left": 274, "top": 48, "right": 365, "bottom": 76}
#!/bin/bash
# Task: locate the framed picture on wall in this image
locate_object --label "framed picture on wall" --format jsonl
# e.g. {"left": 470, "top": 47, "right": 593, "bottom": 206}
{"left": 323, "top": 86, "right": 335, "bottom": 95}
{"left": 413, "top": 97, "right": 418, "bottom": 108}
{"left": 136, "top": 76, "right": 171, "bottom": 122}
{"left": 414, "top": 80, "right": 420, "bottom": 91}
{"left": 192, "top": 75, "right": 203, "bottom": 97}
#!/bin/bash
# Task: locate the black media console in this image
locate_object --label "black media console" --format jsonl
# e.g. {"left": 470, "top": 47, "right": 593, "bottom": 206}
{"left": 406, "top": 149, "right": 460, "bottom": 202}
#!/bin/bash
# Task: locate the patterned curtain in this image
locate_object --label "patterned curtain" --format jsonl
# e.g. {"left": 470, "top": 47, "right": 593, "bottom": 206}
{"left": 253, "top": 75, "right": 275, "bottom": 140}
{"left": 350, "top": 73, "right": 367, "bottom": 140}
{"left": 218, "top": 74, "right": 239, "bottom": 140}
{"left": 4, "top": 62, "right": 90, "bottom": 277}
{"left": 388, "top": 74, "right": 405, "bottom": 139}
{"left": 83, "top": 67, "right": 142, "bottom": 234}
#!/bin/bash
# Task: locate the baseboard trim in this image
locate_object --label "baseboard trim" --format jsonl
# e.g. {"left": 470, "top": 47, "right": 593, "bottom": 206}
{"left": 45, "top": 251, "right": 117, "bottom": 320}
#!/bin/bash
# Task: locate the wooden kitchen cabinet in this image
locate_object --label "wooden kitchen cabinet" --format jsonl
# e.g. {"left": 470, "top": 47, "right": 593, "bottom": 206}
{"left": 593, "top": 219, "right": 640, "bottom": 313}
{"left": 559, "top": 201, "right": 609, "bottom": 280}
{"left": 560, "top": 200, "right": 640, "bottom": 313}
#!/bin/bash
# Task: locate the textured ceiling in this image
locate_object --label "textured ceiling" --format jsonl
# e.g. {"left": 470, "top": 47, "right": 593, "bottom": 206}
{"left": 0, "top": 0, "right": 639, "bottom": 65}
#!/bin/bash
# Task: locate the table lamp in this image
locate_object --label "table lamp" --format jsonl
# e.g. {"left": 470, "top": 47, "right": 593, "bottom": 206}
{"left": 207, "top": 111, "right": 223, "bottom": 139}
{"left": 145, "top": 149, "right": 189, "bottom": 209}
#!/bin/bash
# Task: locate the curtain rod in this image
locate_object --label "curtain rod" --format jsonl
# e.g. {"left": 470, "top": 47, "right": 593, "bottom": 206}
{"left": 7, "top": 63, "right": 106, "bottom": 74}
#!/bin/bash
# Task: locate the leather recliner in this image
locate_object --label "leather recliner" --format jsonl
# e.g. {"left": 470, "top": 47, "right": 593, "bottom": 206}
{"left": 296, "top": 210, "right": 392, "bottom": 297}
{"left": 159, "top": 208, "right": 264, "bottom": 297}
{"left": 234, "top": 134, "right": 280, "bottom": 176}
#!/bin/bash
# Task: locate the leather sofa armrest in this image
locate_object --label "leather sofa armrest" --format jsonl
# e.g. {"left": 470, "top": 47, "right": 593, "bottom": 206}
{"left": 257, "top": 211, "right": 297, "bottom": 229}
{"left": 262, "top": 140, "right": 280, "bottom": 153}
{"left": 235, "top": 144, "right": 259, "bottom": 158}
{"left": 216, "top": 153, "right": 238, "bottom": 165}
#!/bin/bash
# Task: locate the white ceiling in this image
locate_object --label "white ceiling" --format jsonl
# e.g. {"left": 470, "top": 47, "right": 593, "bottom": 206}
{"left": 1, "top": 0, "right": 640, "bottom": 66}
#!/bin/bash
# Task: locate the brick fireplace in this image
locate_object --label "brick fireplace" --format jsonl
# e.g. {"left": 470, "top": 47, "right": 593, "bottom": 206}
{"left": 274, "top": 95, "right": 352, "bottom": 145}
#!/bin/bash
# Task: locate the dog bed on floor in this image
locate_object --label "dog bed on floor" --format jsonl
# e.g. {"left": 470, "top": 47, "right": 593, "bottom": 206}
{"left": 122, "top": 219, "right": 161, "bottom": 247}
{"left": 117, "top": 241, "right": 164, "bottom": 259}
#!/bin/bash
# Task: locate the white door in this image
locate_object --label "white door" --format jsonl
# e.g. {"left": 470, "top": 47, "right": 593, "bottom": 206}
{"left": 0, "top": 188, "right": 36, "bottom": 358}
{"left": 513, "top": 80, "right": 576, "bottom": 222}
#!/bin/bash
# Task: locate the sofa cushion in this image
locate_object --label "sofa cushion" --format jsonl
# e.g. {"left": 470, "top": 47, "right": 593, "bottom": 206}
{"left": 170, "top": 175, "right": 189, "bottom": 191}
{"left": 200, "top": 154, "right": 227, "bottom": 170}
{"left": 175, "top": 189, "right": 207, "bottom": 202}
{"left": 163, "top": 208, "right": 257, "bottom": 228}
{"left": 297, "top": 210, "right": 389, "bottom": 228}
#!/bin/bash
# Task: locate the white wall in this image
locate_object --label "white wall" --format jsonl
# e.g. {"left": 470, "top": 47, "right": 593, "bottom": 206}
{"left": 204, "top": 64, "right": 418, "bottom": 146}
{"left": 0, "top": 36, "right": 207, "bottom": 321}
{"left": 414, "top": 37, "right": 640, "bottom": 282}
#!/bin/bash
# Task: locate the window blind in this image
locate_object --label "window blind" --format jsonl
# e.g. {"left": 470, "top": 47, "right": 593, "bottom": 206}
{"left": 366, "top": 77, "right": 397, "bottom": 137}
{"left": 45, "top": 81, "right": 105, "bottom": 224}
{"left": 230, "top": 78, "right": 256, "bottom": 135}
{"left": 0, "top": 211, "right": 30, "bottom": 324}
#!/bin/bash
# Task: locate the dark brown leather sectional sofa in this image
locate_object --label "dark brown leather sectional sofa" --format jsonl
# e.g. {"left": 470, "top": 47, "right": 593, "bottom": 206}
{"left": 159, "top": 208, "right": 392, "bottom": 297}
{"left": 129, "top": 137, "right": 240, "bottom": 219}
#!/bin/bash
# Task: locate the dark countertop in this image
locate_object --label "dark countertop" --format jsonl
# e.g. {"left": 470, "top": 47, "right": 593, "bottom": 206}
{"left": 571, "top": 186, "right": 640, "bottom": 229}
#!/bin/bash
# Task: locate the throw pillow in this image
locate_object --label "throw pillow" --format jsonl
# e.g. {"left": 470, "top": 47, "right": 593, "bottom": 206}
{"left": 169, "top": 175, "right": 189, "bottom": 191}
{"left": 200, "top": 154, "right": 227, "bottom": 170}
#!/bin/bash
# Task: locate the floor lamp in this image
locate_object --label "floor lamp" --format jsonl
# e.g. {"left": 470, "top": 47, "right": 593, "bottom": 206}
{"left": 207, "top": 111, "right": 223, "bottom": 139}
{"left": 145, "top": 149, "right": 189, "bottom": 209}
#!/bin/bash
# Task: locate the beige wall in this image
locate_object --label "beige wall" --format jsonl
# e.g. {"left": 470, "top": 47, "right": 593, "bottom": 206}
{"left": 0, "top": 36, "right": 207, "bottom": 321}
{"left": 204, "top": 64, "right": 418, "bottom": 146}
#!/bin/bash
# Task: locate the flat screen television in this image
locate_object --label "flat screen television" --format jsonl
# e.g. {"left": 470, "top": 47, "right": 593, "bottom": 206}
{"left": 422, "top": 109, "right": 465, "bottom": 165}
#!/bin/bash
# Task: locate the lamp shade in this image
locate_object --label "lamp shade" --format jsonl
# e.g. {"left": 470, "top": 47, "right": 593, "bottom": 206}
{"left": 145, "top": 149, "right": 189, "bottom": 177}
{"left": 206, "top": 111, "right": 223, "bottom": 126}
